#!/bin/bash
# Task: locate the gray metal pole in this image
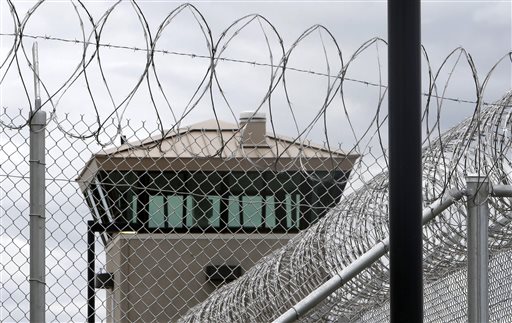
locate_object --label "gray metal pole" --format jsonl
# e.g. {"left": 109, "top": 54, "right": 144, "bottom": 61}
{"left": 274, "top": 239, "right": 389, "bottom": 323}
{"left": 29, "top": 108, "right": 46, "bottom": 322}
{"left": 466, "top": 175, "right": 489, "bottom": 323}
{"left": 272, "top": 189, "right": 464, "bottom": 323}
{"left": 87, "top": 221, "right": 96, "bottom": 323}
{"left": 491, "top": 184, "right": 512, "bottom": 197}
{"left": 30, "top": 42, "right": 46, "bottom": 323}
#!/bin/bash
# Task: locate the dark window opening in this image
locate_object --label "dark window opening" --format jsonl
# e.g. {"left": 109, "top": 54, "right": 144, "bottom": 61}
{"left": 88, "top": 170, "right": 346, "bottom": 233}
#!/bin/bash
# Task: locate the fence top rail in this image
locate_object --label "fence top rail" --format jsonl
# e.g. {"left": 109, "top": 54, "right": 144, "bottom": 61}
{"left": 272, "top": 187, "right": 466, "bottom": 323}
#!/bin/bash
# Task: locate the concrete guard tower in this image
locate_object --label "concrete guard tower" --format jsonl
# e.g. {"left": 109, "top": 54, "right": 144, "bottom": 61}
{"left": 77, "top": 112, "right": 358, "bottom": 322}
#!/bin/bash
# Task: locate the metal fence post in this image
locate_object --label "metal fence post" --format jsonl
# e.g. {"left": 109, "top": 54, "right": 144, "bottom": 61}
{"left": 29, "top": 41, "right": 47, "bottom": 323}
{"left": 466, "top": 175, "right": 489, "bottom": 323}
{"left": 29, "top": 107, "right": 46, "bottom": 323}
{"left": 87, "top": 221, "right": 96, "bottom": 323}
{"left": 388, "top": 0, "right": 423, "bottom": 322}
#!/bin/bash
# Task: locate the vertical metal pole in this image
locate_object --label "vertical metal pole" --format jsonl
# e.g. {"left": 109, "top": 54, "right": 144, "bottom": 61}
{"left": 466, "top": 175, "right": 489, "bottom": 323}
{"left": 30, "top": 42, "right": 46, "bottom": 323}
{"left": 388, "top": 1, "right": 423, "bottom": 322}
{"left": 87, "top": 221, "right": 96, "bottom": 323}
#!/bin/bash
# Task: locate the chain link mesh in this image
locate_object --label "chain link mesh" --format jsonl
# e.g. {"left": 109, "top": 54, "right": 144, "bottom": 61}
{"left": 2, "top": 112, "right": 104, "bottom": 321}
{"left": 3, "top": 93, "right": 512, "bottom": 322}
{"left": 2, "top": 1, "right": 512, "bottom": 322}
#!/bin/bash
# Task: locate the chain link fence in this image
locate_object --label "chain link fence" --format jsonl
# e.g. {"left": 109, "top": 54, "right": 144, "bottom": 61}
{"left": 2, "top": 112, "right": 94, "bottom": 321}
{"left": 3, "top": 92, "right": 512, "bottom": 322}
{"left": 355, "top": 248, "right": 512, "bottom": 323}
{"left": 1, "top": 108, "right": 362, "bottom": 322}
{"left": 177, "top": 92, "right": 512, "bottom": 323}
{"left": 2, "top": 1, "right": 512, "bottom": 322}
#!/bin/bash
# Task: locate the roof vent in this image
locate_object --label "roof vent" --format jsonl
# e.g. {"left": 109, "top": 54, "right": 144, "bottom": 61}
{"left": 239, "top": 111, "right": 269, "bottom": 147}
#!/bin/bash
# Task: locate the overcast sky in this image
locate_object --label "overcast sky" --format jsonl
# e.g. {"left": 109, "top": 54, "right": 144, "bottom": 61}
{"left": 1, "top": 0, "right": 511, "bottom": 146}
{"left": 1, "top": 1, "right": 511, "bottom": 321}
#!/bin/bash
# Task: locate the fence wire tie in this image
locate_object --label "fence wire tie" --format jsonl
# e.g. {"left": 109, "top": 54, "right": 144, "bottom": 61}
{"left": 28, "top": 278, "right": 46, "bottom": 285}
{"left": 29, "top": 213, "right": 46, "bottom": 219}
{"left": 29, "top": 159, "right": 46, "bottom": 165}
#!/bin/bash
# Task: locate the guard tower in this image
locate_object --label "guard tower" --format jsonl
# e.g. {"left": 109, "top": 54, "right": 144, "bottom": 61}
{"left": 77, "top": 112, "right": 358, "bottom": 322}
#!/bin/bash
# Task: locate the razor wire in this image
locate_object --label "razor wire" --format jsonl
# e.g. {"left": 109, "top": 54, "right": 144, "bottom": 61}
{"left": 178, "top": 92, "right": 512, "bottom": 322}
{"left": 1, "top": 1, "right": 512, "bottom": 322}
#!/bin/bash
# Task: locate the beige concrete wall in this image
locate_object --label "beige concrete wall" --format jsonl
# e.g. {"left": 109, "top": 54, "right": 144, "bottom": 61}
{"left": 105, "top": 233, "right": 293, "bottom": 322}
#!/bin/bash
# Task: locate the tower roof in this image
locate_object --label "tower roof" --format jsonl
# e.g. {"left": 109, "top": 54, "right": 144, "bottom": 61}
{"left": 77, "top": 118, "right": 359, "bottom": 189}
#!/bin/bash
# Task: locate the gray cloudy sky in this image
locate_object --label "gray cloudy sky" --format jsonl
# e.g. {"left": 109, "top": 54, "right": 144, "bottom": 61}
{"left": 1, "top": 0, "right": 511, "bottom": 145}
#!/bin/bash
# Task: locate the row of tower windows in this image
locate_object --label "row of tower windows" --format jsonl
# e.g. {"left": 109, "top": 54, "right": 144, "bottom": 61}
{"left": 85, "top": 170, "right": 346, "bottom": 233}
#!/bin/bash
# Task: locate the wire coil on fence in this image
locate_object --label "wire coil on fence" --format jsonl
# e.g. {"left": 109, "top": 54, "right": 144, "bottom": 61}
{"left": 2, "top": 1, "right": 512, "bottom": 322}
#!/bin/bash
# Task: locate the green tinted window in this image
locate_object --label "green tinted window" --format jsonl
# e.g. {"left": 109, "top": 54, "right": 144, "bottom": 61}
{"left": 167, "top": 196, "right": 183, "bottom": 228}
{"left": 285, "top": 194, "right": 292, "bottom": 228}
{"left": 185, "top": 196, "right": 194, "bottom": 227}
{"left": 265, "top": 196, "right": 276, "bottom": 228}
{"left": 148, "top": 196, "right": 165, "bottom": 228}
{"left": 103, "top": 170, "right": 337, "bottom": 232}
{"left": 208, "top": 196, "right": 221, "bottom": 227}
{"left": 228, "top": 196, "right": 241, "bottom": 227}
{"left": 242, "top": 196, "right": 263, "bottom": 228}
{"left": 130, "top": 195, "right": 137, "bottom": 223}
